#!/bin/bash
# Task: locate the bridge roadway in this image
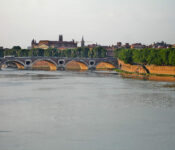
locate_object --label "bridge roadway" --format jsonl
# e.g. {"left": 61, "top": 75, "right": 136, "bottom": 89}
{"left": 0, "top": 57, "right": 118, "bottom": 70}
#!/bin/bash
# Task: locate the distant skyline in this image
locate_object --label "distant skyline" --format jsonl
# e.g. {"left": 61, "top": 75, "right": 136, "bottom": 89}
{"left": 0, "top": 0, "right": 175, "bottom": 48}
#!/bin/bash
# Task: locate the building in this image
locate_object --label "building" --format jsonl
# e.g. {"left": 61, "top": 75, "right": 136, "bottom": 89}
{"left": 150, "top": 41, "right": 169, "bottom": 49}
{"left": 123, "top": 43, "right": 130, "bottom": 49}
{"left": 27, "top": 46, "right": 32, "bottom": 50}
{"left": 101, "top": 46, "right": 115, "bottom": 57}
{"left": 117, "top": 42, "right": 122, "bottom": 48}
{"left": 113, "top": 42, "right": 130, "bottom": 49}
{"left": 87, "top": 44, "right": 115, "bottom": 57}
{"left": 106, "top": 47, "right": 115, "bottom": 57}
{"left": 172, "top": 44, "right": 175, "bottom": 48}
{"left": 81, "top": 36, "right": 85, "bottom": 47}
{"left": 87, "top": 44, "right": 98, "bottom": 50}
{"left": 31, "top": 35, "right": 77, "bottom": 50}
{"left": 131, "top": 43, "right": 145, "bottom": 49}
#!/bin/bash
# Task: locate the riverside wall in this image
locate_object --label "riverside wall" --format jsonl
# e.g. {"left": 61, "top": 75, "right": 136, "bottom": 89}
{"left": 118, "top": 59, "right": 175, "bottom": 75}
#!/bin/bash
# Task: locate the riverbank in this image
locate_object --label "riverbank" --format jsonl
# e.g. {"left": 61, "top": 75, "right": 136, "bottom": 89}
{"left": 117, "top": 60, "right": 175, "bottom": 82}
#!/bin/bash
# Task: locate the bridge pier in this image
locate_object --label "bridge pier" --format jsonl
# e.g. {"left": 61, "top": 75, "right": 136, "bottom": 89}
{"left": 23, "top": 59, "right": 32, "bottom": 70}
{"left": 88, "top": 65, "right": 96, "bottom": 70}
{"left": 24, "top": 66, "right": 32, "bottom": 70}
{"left": 0, "top": 59, "right": 2, "bottom": 70}
{"left": 57, "top": 66, "right": 65, "bottom": 71}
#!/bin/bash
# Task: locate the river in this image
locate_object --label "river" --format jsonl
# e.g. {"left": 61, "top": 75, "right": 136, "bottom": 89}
{"left": 0, "top": 70, "right": 175, "bottom": 150}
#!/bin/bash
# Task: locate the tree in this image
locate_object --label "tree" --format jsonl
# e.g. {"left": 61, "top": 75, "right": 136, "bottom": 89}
{"left": 0, "top": 48, "right": 4, "bottom": 57}
{"left": 12, "top": 46, "right": 21, "bottom": 50}
{"left": 28, "top": 49, "right": 34, "bottom": 57}
{"left": 65, "top": 49, "right": 72, "bottom": 57}
{"left": 4, "top": 49, "right": 17, "bottom": 57}
{"left": 118, "top": 49, "right": 133, "bottom": 64}
{"left": 147, "top": 49, "right": 162, "bottom": 65}
{"left": 52, "top": 48, "right": 59, "bottom": 57}
{"left": 84, "top": 47, "right": 90, "bottom": 58}
{"left": 76, "top": 48, "right": 82, "bottom": 57}
{"left": 44, "top": 49, "right": 52, "bottom": 57}
{"left": 71, "top": 49, "right": 77, "bottom": 58}
{"left": 159, "top": 49, "right": 169, "bottom": 65}
{"left": 92, "top": 47, "right": 107, "bottom": 58}
{"left": 169, "top": 49, "right": 175, "bottom": 66}
{"left": 132, "top": 49, "right": 148, "bottom": 64}
{"left": 37, "top": 48, "right": 44, "bottom": 56}
{"left": 101, "top": 48, "right": 107, "bottom": 58}
{"left": 88, "top": 49, "right": 93, "bottom": 58}
{"left": 114, "top": 48, "right": 175, "bottom": 66}
{"left": 114, "top": 49, "right": 122, "bottom": 58}
{"left": 17, "top": 49, "right": 29, "bottom": 57}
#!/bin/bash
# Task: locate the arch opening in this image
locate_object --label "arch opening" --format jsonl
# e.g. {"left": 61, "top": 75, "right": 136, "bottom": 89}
{"left": 96, "top": 62, "right": 116, "bottom": 70}
{"left": 32, "top": 60, "right": 57, "bottom": 71}
{"left": 25, "top": 61, "right": 31, "bottom": 65}
{"left": 2, "top": 61, "right": 24, "bottom": 70}
{"left": 89, "top": 60, "right": 95, "bottom": 66}
{"left": 59, "top": 60, "right": 64, "bottom": 65}
{"left": 65, "top": 61, "right": 88, "bottom": 70}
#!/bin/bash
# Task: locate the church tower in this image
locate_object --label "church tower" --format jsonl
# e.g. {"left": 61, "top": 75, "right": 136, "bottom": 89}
{"left": 59, "top": 35, "right": 63, "bottom": 42}
{"left": 31, "top": 39, "right": 35, "bottom": 48}
{"left": 81, "top": 36, "right": 85, "bottom": 47}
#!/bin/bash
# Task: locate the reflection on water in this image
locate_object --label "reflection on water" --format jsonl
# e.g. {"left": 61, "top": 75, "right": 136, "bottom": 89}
{"left": 0, "top": 70, "right": 175, "bottom": 150}
{"left": 163, "top": 84, "right": 175, "bottom": 88}
{"left": 0, "top": 71, "right": 61, "bottom": 80}
{"left": 138, "top": 92, "right": 175, "bottom": 108}
{"left": 120, "top": 73, "right": 175, "bottom": 82}
{"left": 0, "top": 131, "right": 11, "bottom": 133}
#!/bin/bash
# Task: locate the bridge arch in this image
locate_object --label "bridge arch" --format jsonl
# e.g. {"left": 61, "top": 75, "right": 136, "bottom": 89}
{"left": 32, "top": 59, "right": 57, "bottom": 71}
{"left": 65, "top": 60, "right": 88, "bottom": 70}
{"left": 96, "top": 62, "right": 116, "bottom": 70}
{"left": 2, "top": 60, "right": 25, "bottom": 70}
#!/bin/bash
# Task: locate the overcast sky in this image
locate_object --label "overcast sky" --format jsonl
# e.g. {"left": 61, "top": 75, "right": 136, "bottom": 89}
{"left": 0, "top": 0, "right": 175, "bottom": 48}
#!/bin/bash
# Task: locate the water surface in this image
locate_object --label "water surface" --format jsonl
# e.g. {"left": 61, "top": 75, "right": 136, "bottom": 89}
{"left": 0, "top": 70, "right": 175, "bottom": 150}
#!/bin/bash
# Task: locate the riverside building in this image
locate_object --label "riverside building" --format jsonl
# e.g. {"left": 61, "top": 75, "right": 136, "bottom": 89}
{"left": 31, "top": 35, "right": 77, "bottom": 50}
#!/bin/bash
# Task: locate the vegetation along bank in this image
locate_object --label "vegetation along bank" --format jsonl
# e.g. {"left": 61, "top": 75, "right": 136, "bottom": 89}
{"left": 114, "top": 48, "right": 175, "bottom": 76}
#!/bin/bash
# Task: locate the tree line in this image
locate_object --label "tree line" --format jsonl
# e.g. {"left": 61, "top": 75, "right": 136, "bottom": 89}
{"left": 0, "top": 46, "right": 107, "bottom": 58}
{"left": 114, "top": 48, "right": 175, "bottom": 66}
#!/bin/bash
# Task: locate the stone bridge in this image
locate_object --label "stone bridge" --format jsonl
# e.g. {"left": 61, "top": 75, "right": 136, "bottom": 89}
{"left": 0, "top": 57, "right": 118, "bottom": 70}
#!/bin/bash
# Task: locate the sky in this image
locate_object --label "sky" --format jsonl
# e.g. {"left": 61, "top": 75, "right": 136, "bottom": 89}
{"left": 0, "top": 0, "right": 175, "bottom": 48}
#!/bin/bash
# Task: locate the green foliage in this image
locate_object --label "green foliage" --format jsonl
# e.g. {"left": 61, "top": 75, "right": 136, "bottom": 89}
{"left": 12, "top": 46, "right": 21, "bottom": 50}
{"left": 17, "top": 49, "right": 29, "bottom": 57}
{"left": 115, "top": 48, "right": 175, "bottom": 66}
{"left": 71, "top": 49, "right": 77, "bottom": 57}
{"left": 0, "top": 48, "right": 4, "bottom": 57}
{"left": 65, "top": 49, "right": 72, "bottom": 58}
{"left": 88, "top": 49, "right": 94, "bottom": 58}
{"left": 132, "top": 49, "right": 149, "bottom": 64}
{"left": 159, "top": 49, "right": 169, "bottom": 65}
{"left": 52, "top": 48, "right": 59, "bottom": 57}
{"left": 169, "top": 49, "right": 175, "bottom": 66}
{"left": 118, "top": 49, "right": 133, "bottom": 64}
{"left": 4, "top": 49, "right": 18, "bottom": 57}
{"left": 1, "top": 47, "right": 107, "bottom": 58}
{"left": 44, "top": 49, "right": 52, "bottom": 57}
{"left": 57, "top": 47, "right": 106, "bottom": 58}
{"left": 92, "top": 47, "right": 107, "bottom": 58}
{"left": 146, "top": 50, "right": 162, "bottom": 65}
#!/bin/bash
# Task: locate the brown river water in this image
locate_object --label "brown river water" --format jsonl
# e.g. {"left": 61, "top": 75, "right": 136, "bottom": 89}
{"left": 0, "top": 70, "right": 175, "bottom": 150}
